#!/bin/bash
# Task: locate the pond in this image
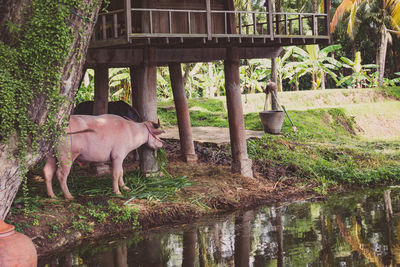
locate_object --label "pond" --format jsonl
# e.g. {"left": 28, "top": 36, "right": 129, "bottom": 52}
{"left": 39, "top": 187, "right": 400, "bottom": 266}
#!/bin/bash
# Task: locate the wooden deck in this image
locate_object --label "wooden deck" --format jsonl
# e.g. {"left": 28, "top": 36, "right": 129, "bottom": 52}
{"left": 89, "top": 7, "right": 331, "bottom": 49}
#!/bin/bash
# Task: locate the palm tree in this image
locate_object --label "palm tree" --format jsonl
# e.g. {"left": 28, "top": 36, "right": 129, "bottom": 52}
{"left": 330, "top": 0, "right": 400, "bottom": 86}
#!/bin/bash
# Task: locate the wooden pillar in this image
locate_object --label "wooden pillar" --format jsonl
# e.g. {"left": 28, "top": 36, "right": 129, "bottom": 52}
{"left": 168, "top": 63, "right": 198, "bottom": 163}
{"left": 93, "top": 65, "right": 110, "bottom": 175}
{"left": 132, "top": 47, "right": 159, "bottom": 174}
{"left": 224, "top": 47, "right": 253, "bottom": 178}
{"left": 93, "top": 65, "right": 109, "bottom": 115}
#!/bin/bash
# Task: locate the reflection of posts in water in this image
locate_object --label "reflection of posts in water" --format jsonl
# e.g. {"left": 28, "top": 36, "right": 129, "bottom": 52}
{"left": 197, "top": 229, "right": 207, "bottom": 267}
{"left": 51, "top": 252, "right": 72, "bottom": 267}
{"left": 143, "top": 234, "right": 164, "bottom": 267}
{"left": 211, "top": 223, "right": 223, "bottom": 265}
{"left": 277, "top": 208, "right": 284, "bottom": 267}
{"left": 182, "top": 229, "right": 197, "bottom": 267}
{"left": 234, "top": 210, "right": 254, "bottom": 267}
{"left": 97, "top": 241, "right": 128, "bottom": 267}
{"left": 270, "top": 206, "right": 284, "bottom": 267}
{"left": 384, "top": 190, "right": 393, "bottom": 222}
{"left": 318, "top": 207, "right": 334, "bottom": 264}
{"left": 383, "top": 190, "right": 395, "bottom": 266}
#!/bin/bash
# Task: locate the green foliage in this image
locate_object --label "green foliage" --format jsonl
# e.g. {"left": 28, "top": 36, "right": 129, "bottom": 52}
{"left": 0, "top": 0, "right": 99, "bottom": 211}
{"left": 123, "top": 172, "right": 192, "bottom": 202}
{"left": 337, "top": 51, "right": 378, "bottom": 88}
{"left": 245, "top": 105, "right": 400, "bottom": 190}
{"left": 158, "top": 98, "right": 227, "bottom": 127}
{"left": 381, "top": 86, "right": 400, "bottom": 100}
{"left": 107, "top": 200, "right": 139, "bottom": 228}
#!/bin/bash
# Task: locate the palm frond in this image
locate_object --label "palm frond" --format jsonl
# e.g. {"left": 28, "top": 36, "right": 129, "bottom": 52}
{"left": 386, "top": 0, "right": 400, "bottom": 32}
{"left": 331, "top": 0, "right": 356, "bottom": 32}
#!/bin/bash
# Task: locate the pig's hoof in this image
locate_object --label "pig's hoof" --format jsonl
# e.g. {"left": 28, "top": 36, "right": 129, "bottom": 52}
{"left": 114, "top": 191, "right": 122, "bottom": 195}
{"left": 64, "top": 195, "right": 74, "bottom": 200}
{"left": 122, "top": 186, "right": 131, "bottom": 192}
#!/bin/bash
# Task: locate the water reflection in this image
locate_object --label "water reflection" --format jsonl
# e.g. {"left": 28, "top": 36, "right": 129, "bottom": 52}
{"left": 40, "top": 187, "right": 400, "bottom": 266}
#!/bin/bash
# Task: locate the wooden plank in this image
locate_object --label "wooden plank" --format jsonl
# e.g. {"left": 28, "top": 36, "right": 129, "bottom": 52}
{"left": 168, "top": 11, "right": 172, "bottom": 34}
{"left": 324, "top": 0, "right": 332, "bottom": 40}
{"left": 253, "top": 12, "right": 257, "bottom": 35}
{"left": 299, "top": 15, "right": 303, "bottom": 35}
{"left": 85, "top": 47, "right": 284, "bottom": 67}
{"left": 188, "top": 11, "right": 192, "bottom": 34}
{"left": 102, "top": 15, "right": 107, "bottom": 40}
{"left": 267, "top": 0, "right": 274, "bottom": 40}
{"left": 113, "top": 14, "right": 118, "bottom": 38}
{"left": 284, "top": 14, "right": 288, "bottom": 35}
{"left": 124, "top": 0, "right": 132, "bottom": 42}
{"left": 206, "top": 0, "right": 212, "bottom": 40}
{"left": 312, "top": 15, "right": 316, "bottom": 36}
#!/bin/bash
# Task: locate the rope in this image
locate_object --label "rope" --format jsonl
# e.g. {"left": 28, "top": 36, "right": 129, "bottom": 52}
{"left": 58, "top": 2, "right": 97, "bottom": 24}
{"left": 68, "top": 8, "right": 97, "bottom": 24}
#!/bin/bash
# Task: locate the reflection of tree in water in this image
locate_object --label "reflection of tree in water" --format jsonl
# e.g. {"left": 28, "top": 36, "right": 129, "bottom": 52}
{"left": 335, "top": 189, "right": 400, "bottom": 266}
{"left": 40, "top": 189, "right": 400, "bottom": 266}
{"left": 336, "top": 215, "right": 384, "bottom": 266}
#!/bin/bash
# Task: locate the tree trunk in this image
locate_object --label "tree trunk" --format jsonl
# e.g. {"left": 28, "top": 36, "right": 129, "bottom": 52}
{"left": 378, "top": 25, "right": 388, "bottom": 86}
{"left": 182, "top": 63, "right": 192, "bottom": 88}
{"left": 321, "top": 71, "right": 326, "bottom": 89}
{"left": 0, "top": 0, "right": 101, "bottom": 219}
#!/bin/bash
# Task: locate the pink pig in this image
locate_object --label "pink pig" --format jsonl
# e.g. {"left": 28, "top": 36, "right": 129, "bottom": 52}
{"left": 43, "top": 114, "right": 164, "bottom": 199}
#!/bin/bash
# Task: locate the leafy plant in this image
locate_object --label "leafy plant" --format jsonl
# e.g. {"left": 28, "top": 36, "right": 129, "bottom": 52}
{"left": 288, "top": 44, "right": 342, "bottom": 90}
{"left": 337, "top": 51, "right": 378, "bottom": 88}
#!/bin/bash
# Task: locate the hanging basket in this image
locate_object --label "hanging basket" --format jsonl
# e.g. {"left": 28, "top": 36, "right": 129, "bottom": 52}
{"left": 259, "top": 110, "right": 285, "bottom": 134}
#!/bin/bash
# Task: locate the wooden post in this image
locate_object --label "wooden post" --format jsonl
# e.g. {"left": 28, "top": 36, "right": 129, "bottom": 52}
{"left": 124, "top": 0, "right": 132, "bottom": 42}
{"left": 205, "top": 0, "right": 212, "bottom": 40}
{"left": 169, "top": 63, "right": 198, "bottom": 163}
{"left": 224, "top": 47, "right": 253, "bottom": 178}
{"left": 93, "top": 65, "right": 109, "bottom": 115}
{"left": 226, "top": 0, "right": 236, "bottom": 34}
{"left": 131, "top": 47, "right": 159, "bottom": 174}
{"left": 324, "top": 0, "right": 332, "bottom": 39}
{"left": 93, "top": 65, "right": 110, "bottom": 175}
{"left": 267, "top": 0, "right": 274, "bottom": 40}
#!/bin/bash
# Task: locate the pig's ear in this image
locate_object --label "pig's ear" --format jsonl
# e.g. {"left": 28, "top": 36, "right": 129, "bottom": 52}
{"left": 152, "top": 128, "right": 165, "bottom": 135}
{"left": 150, "top": 119, "right": 161, "bottom": 129}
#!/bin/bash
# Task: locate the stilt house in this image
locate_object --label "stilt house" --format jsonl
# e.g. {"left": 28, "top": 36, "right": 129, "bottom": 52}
{"left": 85, "top": 0, "right": 332, "bottom": 177}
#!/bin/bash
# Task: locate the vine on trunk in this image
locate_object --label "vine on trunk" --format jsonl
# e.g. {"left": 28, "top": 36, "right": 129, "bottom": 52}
{"left": 0, "top": 0, "right": 99, "bottom": 212}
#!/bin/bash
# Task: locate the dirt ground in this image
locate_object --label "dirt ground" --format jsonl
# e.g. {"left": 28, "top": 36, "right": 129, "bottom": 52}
{"left": 9, "top": 138, "right": 338, "bottom": 257}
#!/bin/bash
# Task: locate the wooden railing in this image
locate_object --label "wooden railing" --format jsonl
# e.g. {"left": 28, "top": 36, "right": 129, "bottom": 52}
{"left": 92, "top": 8, "right": 330, "bottom": 45}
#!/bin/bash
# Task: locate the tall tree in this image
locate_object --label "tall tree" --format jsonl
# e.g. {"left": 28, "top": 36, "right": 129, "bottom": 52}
{"left": 330, "top": 0, "right": 400, "bottom": 85}
{"left": 0, "top": 0, "right": 101, "bottom": 219}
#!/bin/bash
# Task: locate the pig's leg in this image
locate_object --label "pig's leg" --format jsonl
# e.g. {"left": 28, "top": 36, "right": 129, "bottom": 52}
{"left": 56, "top": 155, "right": 76, "bottom": 199}
{"left": 43, "top": 156, "right": 57, "bottom": 198}
{"left": 112, "top": 158, "right": 128, "bottom": 195}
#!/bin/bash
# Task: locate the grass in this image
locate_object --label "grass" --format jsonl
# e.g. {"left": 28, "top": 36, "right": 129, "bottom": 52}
{"left": 380, "top": 86, "right": 400, "bottom": 100}
{"left": 158, "top": 88, "right": 400, "bottom": 190}
{"left": 67, "top": 165, "right": 191, "bottom": 202}
{"left": 158, "top": 98, "right": 228, "bottom": 127}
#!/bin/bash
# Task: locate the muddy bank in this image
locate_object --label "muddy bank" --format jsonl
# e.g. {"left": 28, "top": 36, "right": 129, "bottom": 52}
{"left": 7, "top": 139, "right": 342, "bottom": 257}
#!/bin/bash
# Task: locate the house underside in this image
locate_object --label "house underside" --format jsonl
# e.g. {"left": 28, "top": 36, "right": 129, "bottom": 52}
{"left": 84, "top": 0, "right": 332, "bottom": 177}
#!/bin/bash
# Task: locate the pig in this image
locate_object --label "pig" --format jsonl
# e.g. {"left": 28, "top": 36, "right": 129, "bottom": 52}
{"left": 73, "top": 100, "right": 142, "bottom": 162}
{"left": 43, "top": 114, "right": 164, "bottom": 199}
